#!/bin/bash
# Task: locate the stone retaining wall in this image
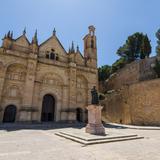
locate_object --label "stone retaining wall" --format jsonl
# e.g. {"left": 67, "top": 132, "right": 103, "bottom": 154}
{"left": 101, "top": 79, "right": 160, "bottom": 126}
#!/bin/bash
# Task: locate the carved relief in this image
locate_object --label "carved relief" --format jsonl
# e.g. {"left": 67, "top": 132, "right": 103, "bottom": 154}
{"left": 3, "top": 85, "right": 21, "bottom": 99}
{"left": 76, "top": 75, "right": 88, "bottom": 89}
{"left": 42, "top": 72, "right": 63, "bottom": 86}
{"left": 5, "top": 64, "right": 26, "bottom": 82}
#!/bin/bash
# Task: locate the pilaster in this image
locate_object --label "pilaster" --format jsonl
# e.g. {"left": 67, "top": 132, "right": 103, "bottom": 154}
{"left": 20, "top": 55, "right": 37, "bottom": 122}
{"left": 68, "top": 62, "right": 77, "bottom": 121}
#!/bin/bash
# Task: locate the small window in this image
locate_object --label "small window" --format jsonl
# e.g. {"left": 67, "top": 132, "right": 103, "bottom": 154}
{"left": 50, "top": 52, "right": 55, "bottom": 60}
{"left": 46, "top": 49, "right": 59, "bottom": 61}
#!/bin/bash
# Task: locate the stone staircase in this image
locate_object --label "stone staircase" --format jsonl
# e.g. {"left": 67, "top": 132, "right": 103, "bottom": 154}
{"left": 55, "top": 131, "right": 144, "bottom": 145}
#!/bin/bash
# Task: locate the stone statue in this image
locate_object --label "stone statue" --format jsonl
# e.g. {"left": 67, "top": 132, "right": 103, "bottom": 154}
{"left": 91, "top": 86, "right": 99, "bottom": 105}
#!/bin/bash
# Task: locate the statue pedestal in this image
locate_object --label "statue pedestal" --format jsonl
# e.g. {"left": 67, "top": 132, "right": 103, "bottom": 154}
{"left": 85, "top": 105, "right": 105, "bottom": 135}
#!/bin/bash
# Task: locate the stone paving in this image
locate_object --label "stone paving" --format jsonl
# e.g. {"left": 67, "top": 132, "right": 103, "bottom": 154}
{"left": 0, "top": 124, "right": 160, "bottom": 160}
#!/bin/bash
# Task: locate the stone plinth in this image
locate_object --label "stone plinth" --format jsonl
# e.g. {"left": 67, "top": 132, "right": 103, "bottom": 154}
{"left": 86, "top": 105, "right": 105, "bottom": 135}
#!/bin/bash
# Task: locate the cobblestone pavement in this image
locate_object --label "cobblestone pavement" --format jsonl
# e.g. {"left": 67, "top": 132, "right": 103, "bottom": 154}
{"left": 0, "top": 125, "right": 160, "bottom": 160}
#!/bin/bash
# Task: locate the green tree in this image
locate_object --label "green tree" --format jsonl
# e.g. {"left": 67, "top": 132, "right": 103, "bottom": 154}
{"left": 140, "top": 35, "right": 152, "bottom": 59}
{"left": 98, "top": 65, "right": 111, "bottom": 81}
{"left": 111, "top": 57, "right": 126, "bottom": 73}
{"left": 117, "top": 33, "right": 151, "bottom": 62}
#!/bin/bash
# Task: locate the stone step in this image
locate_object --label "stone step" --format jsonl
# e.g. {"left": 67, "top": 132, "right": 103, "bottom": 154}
{"left": 59, "top": 131, "right": 138, "bottom": 141}
{"left": 55, "top": 132, "right": 144, "bottom": 145}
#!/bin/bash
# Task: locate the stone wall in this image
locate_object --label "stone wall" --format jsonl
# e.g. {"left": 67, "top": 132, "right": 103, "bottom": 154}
{"left": 101, "top": 79, "right": 160, "bottom": 126}
{"left": 105, "top": 57, "right": 157, "bottom": 91}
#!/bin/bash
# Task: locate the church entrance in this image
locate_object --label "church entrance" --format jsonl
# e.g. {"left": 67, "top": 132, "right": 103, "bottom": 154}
{"left": 3, "top": 105, "right": 17, "bottom": 123}
{"left": 76, "top": 108, "right": 83, "bottom": 122}
{"left": 41, "top": 94, "right": 55, "bottom": 122}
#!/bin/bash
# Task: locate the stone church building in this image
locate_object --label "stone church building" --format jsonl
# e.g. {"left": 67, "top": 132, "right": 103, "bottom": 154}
{"left": 0, "top": 26, "right": 98, "bottom": 123}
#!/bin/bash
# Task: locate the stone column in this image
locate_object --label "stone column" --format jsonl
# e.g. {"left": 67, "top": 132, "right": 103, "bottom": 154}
{"left": 86, "top": 105, "right": 105, "bottom": 135}
{"left": 60, "top": 85, "right": 69, "bottom": 121}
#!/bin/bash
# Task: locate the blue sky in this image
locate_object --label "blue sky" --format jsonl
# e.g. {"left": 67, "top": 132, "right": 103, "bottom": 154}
{"left": 0, "top": 0, "right": 160, "bottom": 67}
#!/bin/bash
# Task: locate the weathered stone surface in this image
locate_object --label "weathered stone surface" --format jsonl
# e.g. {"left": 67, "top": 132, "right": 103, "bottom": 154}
{"left": 101, "top": 79, "right": 160, "bottom": 126}
{"left": 0, "top": 26, "right": 98, "bottom": 123}
{"left": 86, "top": 105, "right": 105, "bottom": 135}
{"left": 103, "top": 57, "right": 157, "bottom": 92}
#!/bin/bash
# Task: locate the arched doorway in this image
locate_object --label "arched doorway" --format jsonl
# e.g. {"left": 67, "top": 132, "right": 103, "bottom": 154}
{"left": 3, "top": 105, "right": 17, "bottom": 123}
{"left": 76, "top": 108, "right": 83, "bottom": 122}
{"left": 41, "top": 94, "right": 55, "bottom": 122}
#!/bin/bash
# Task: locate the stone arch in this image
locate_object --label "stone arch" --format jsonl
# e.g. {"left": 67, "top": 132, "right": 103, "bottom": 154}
{"left": 5, "top": 60, "right": 27, "bottom": 68}
{"left": 1, "top": 64, "right": 25, "bottom": 110}
{"left": 5, "top": 63, "right": 26, "bottom": 81}
{"left": 41, "top": 72, "right": 64, "bottom": 86}
{"left": 41, "top": 94, "right": 56, "bottom": 122}
{"left": 3, "top": 104, "right": 17, "bottom": 123}
{"left": 38, "top": 90, "right": 60, "bottom": 122}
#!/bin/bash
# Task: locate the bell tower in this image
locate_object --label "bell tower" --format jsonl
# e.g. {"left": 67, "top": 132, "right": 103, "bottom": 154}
{"left": 83, "top": 25, "right": 97, "bottom": 68}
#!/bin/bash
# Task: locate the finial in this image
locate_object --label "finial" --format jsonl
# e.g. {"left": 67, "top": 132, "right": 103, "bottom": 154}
{"left": 34, "top": 29, "right": 37, "bottom": 38}
{"left": 4, "top": 34, "right": 6, "bottom": 39}
{"left": 23, "top": 27, "right": 26, "bottom": 35}
{"left": 53, "top": 28, "right": 56, "bottom": 36}
{"left": 7, "top": 31, "right": 11, "bottom": 38}
{"left": 71, "top": 41, "right": 75, "bottom": 53}
{"left": 32, "top": 29, "right": 38, "bottom": 45}
{"left": 76, "top": 45, "right": 79, "bottom": 52}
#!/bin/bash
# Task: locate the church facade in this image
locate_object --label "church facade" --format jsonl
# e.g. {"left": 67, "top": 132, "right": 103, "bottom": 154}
{"left": 0, "top": 26, "right": 98, "bottom": 123}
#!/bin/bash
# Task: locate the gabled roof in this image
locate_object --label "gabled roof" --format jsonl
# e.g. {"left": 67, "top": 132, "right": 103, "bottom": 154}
{"left": 76, "top": 51, "right": 84, "bottom": 59}
{"left": 15, "top": 34, "right": 30, "bottom": 46}
{"left": 39, "top": 35, "right": 67, "bottom": 54}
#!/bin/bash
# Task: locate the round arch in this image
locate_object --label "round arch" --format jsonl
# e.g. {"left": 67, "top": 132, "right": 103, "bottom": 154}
{"left": 41, "top": 72, "right": 64, "bottom": 86}
{"left": 3, "top": 105, "right": 17, "bottom": 123}
{"left": 41, "top": 94, "right": 56, "bottom": 122}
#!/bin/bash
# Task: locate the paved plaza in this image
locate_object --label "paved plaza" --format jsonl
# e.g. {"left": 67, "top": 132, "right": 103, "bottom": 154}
{"left": 0, "top": 124, "right": 160, "bottom": 160}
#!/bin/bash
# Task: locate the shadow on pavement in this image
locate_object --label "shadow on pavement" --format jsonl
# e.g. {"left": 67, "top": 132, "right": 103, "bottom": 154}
{"left": 0, "top": 122, "right": 86, "bottom": 132}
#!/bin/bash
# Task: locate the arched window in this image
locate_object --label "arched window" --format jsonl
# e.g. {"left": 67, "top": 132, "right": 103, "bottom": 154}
{"left": 46, "top": 49, "right": 59, "bottom": 61}
{"left": 50, "top": 52, "right": 55, "bottom": 60}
